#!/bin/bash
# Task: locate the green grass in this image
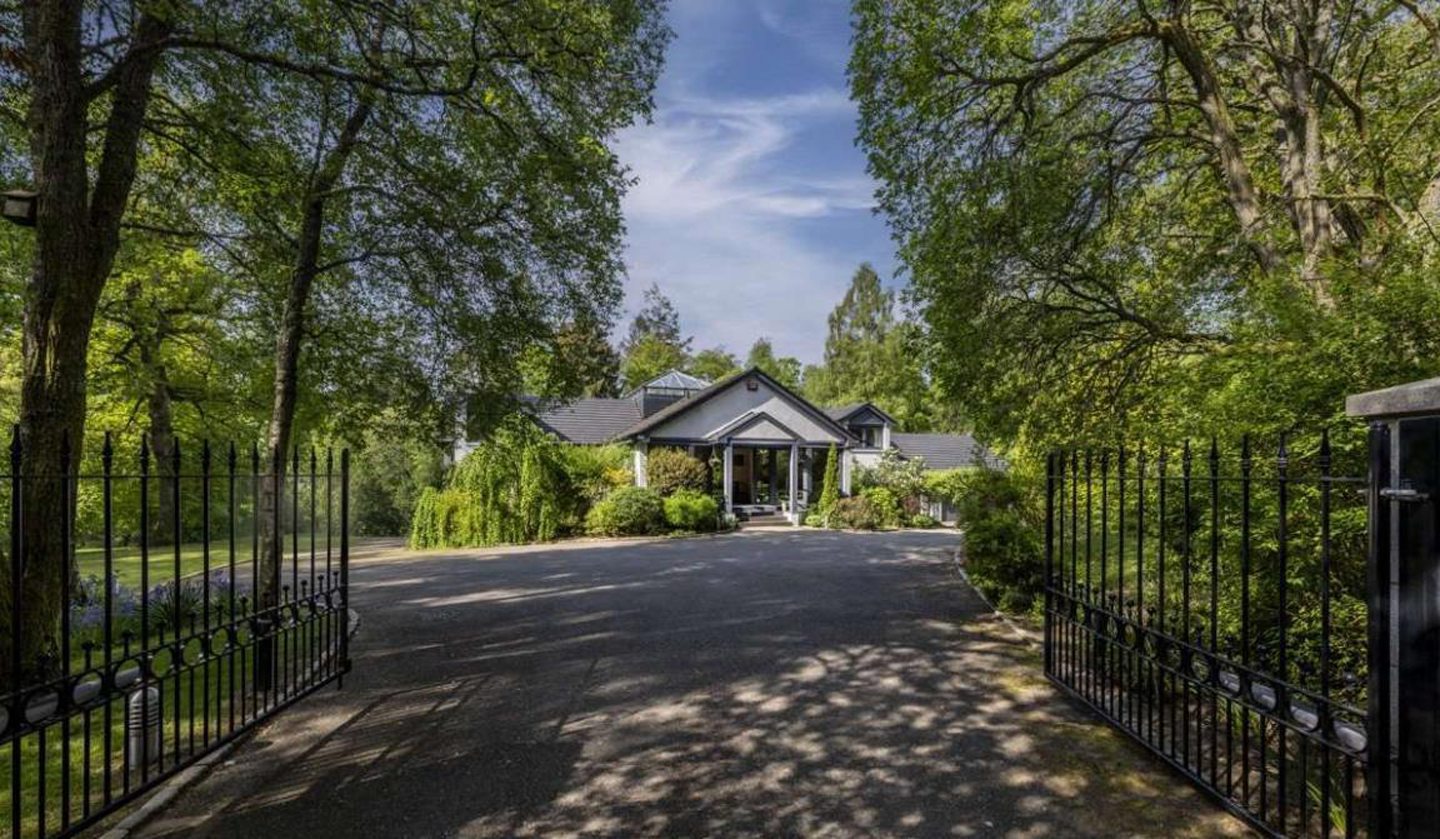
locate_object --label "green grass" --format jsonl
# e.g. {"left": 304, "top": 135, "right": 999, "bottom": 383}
{"left": 74, "top": 534, "right": 334, "bottom": 589}
{"left": 1, "top": 616, "right": 342, "bottom": 838}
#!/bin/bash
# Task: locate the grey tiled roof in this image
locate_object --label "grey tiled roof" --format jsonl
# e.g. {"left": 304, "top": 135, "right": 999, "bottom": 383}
{"left": 531, "top": 398, "right": 643, "bottom": 444}
{"left": 891, "top": 433, "right": 1002, "bottom": 471}
{"left": 824, "top": 402, "right": 898, "bottom": 426}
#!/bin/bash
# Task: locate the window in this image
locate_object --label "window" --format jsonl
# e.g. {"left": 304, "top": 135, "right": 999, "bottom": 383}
{"left": 852, "top": 426, "right": 880, "bottom": 448}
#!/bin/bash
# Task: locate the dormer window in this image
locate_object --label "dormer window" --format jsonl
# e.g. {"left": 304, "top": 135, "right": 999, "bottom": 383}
{"left": 854, "top": 426, "right": 880, "bottom": 448}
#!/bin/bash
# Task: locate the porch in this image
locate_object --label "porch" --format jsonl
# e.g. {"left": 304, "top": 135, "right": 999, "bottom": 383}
{"left": 634, "top": 441, "right": 851, "bottom": 525}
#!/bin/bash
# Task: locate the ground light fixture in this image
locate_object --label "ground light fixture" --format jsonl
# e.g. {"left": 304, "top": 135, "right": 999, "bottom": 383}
{"left": 2, "top": 189, "right": 37, "bottom": 226}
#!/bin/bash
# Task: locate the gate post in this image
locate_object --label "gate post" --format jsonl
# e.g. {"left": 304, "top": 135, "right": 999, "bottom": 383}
{"left": 1348, "top": 378, "right": 1440, "bottom": 838}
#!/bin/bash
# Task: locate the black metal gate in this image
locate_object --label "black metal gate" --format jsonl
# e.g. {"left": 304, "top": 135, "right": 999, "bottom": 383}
{"left": 1044, "top": 434, "right": 1371, "bottom": 837}
{"left": 0, "top": 430, "right": 351, "bottom": 838}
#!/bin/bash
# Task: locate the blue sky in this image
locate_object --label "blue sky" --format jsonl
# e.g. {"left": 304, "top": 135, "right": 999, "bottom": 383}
{"left": 615, "top": 0, "right": 897, "bottom": 367}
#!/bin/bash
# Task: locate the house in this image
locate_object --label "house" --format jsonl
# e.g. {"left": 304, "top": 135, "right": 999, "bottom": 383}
{"left": 454, "top": 368, "right": 1000, "bottom": 525}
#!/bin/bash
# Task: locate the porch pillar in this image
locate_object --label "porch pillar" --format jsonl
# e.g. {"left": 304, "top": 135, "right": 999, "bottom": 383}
{"left": 722, "top": 440, "right": 734, "bottom": 513}
{"left": 840, "top": 447, "right": 852, "bottom": 495}
{"left": 633, "top": 439, "right": 649, "bottom": 488}
{"left": 788, "top": 442, "right": 800, "bottom": 524}
{"left": 800, "top": 449, "right": 812, "bottom": 503}
{"left": 768, "top": 450, "right": 779, "bottom": 505}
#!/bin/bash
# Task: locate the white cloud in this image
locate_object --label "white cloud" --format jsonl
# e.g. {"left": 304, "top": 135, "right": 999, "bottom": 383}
{"left": 616, "top": 87, "right": 885, "bottom": 364}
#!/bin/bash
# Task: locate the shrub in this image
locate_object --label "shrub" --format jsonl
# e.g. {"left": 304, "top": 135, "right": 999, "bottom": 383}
{"left": 586, "top": 486, "right": 666, "bottom": 536}
{"left": 647, "top": 448, "right": 709, "bottom": 496}
{"left": 910, "top": 513, "right": 939, "bottom": 529}
{"left": 829, "top": 495, "right": 880, "bottom": 530}
{"left": 561, "top": 443, "right": 633, "bottom": 505}
{"left": 964, "top": 512, "right": 1042, "bottom": 595}
{"left": 663, "top": 489, "right": 719, "bottom": 531}
{"left": 854, "top": 447, "right": 928, "bottom": 500}
{"left": 860, "top": 486, "right": 903, "bottom": 528}
{"left": 817, "top": 444, "right": 839, "bottom": 519}
{"left": 351, "top": 433, "right": 445, "bottom": 537}
{"left": 998, "top": 589, "right": 1035, "bottom": 614}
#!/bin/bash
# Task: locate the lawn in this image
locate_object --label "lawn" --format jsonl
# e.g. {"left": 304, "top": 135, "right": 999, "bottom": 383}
{"left": 74, "top": 534, "right": 335, "bottom": 590}
{"left": 1, "top": 608, "right": 345, "bottom": 838}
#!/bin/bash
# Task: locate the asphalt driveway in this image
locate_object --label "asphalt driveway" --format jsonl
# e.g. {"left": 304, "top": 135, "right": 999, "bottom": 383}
{"left": 134, "top": 530, "right": 1245, "bottom": 838}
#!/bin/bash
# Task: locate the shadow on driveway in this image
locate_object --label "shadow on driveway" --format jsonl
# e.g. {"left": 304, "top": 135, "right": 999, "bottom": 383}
{"left": 137, "top": 530, "right": 1248, "bottom": 838}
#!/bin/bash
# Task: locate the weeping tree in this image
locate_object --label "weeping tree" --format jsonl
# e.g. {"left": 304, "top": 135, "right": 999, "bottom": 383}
{"left": 410, "top": 419, "right": 576, "bottom": 547}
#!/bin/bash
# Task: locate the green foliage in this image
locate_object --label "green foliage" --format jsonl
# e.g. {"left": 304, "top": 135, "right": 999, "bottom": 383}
{"left": 351, "top": 431, "right": 445, "bottom": 537}
{"left": 923, "top": 469, "right": 970, "bottom": 508}
{"left": 829, "top": 496, "right": 881, "bottom": 531}
{"left": 952, "top": 468, "right": 1045, "bottom": 611}
{"left": 559, "top": 444, "right": 633, "bottom": 505}
{"left": 859, "top": 486, "right": 903, "bottom": 528}
{"left": 852, "top": 0, "right": 1440, "bottom": 447}
{"left": 745, "top": 338, "right": 802, "bottom": 389}
{"left": 663, "top": 489, "right": 719, "bottom": 532}
{"left": 855, "top": 448, "right": 928, "bottom": 500}
{"left": 688, "top": 347, "right": 740, "bottom": 382}
{"left": 409, "top": 419, "right": 582, "bottom": 548}
{"left": 910, "top": 513, "right": 939, "bottom": 529}
{"left": 620, "top": 334, "right": 690, "bottom": 392}
{"left": 646, "top": 448, "right": 710, "bottom": 496}
{"left": 817, "top": 444, "right": 840, "bottom": 519}
{"left": 802, "top": 264, "right": 938, "bottom": 430}
{"left": 586, "top": 486, "right": 665, "bottom": 536}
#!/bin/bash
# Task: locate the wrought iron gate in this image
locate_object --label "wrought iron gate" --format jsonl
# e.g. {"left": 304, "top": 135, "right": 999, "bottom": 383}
{"left": 1044, "top": 435, "right": 1369, "bottom": 837}
{"left": 1044, "top": 380, "right": 1440, "bottom": 839}
{"left": 0, "top": 431, "right": 351, "bottom": 838}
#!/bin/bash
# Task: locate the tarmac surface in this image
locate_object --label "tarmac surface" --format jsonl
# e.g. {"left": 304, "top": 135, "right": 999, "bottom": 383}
{"left": 135, "top": 529, "right": 1247, "bottom": 838}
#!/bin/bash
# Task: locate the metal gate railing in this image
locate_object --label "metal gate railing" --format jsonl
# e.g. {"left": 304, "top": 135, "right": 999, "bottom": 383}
{"left": 1045, "top": 375, "right": 1440, "bottom": 839}
{"left": 0, "top": 430, "right": 350, "bottom": 839}
{"left": 1044, "top": 433, "right": 1371, "bottom": 837}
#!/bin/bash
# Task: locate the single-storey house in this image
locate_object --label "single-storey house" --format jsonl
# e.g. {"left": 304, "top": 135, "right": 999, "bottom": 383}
{"left": 453, "top": 368, "right": 1000, "bottom": 525}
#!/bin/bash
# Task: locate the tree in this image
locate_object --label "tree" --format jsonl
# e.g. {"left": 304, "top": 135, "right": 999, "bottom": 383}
{"left": 817, "top": 444, "right": 840, "bottom": 523}
{"left": 620, "top": 334, "right": 689, "bottom": 391}
{"left": 803, "top": 264, "right": 934, "bottom": 430}
{"left": 619, "top": 283, "right": 691, "bottom": 389}
{"left": 745, "top": 338, "right": 802, "bottom": 389}
{"left": 163, "top": 0, "right": 666, "bottom": 622}
{"left": 851, "top": 0, "right": 1440, "bottom": 445}
{"left": 689, "top": 347, "right": 741, "bottom": 382}
{"left": 0, "top": 0, "right": 668, "bottom": 683}
{"left": 623, "top": 283, "right": 691, "bottom": 354}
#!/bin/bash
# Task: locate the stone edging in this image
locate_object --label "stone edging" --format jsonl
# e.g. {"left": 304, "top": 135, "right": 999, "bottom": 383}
{"left": 949, "top": 536, "right": 1039, "bottom": 649}
{"left": 97, "top": 740, "right": 240, "bottom": 839}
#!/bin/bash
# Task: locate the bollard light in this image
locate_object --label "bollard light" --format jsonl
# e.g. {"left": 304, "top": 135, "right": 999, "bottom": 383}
{"left": 126, "top": 686, "right": 162, "bottom": 769}
{"left": 1, "top": 189, "right": 37, "bottom": 227}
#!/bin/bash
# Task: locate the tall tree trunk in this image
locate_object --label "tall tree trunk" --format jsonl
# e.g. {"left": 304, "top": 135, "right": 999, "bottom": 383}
{"left": 145, "top": 362, "right": 177, "bottom": 547}
{"left": 0, "top": 5, "right": 169, "bottom": 687}
{"left": 256, "top": 97, "right": 372, "bottom": 619}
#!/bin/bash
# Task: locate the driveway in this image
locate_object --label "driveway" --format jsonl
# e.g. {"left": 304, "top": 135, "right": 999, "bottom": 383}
{"left": 135, "top": 530, "right": 1245, "bottom": 838}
